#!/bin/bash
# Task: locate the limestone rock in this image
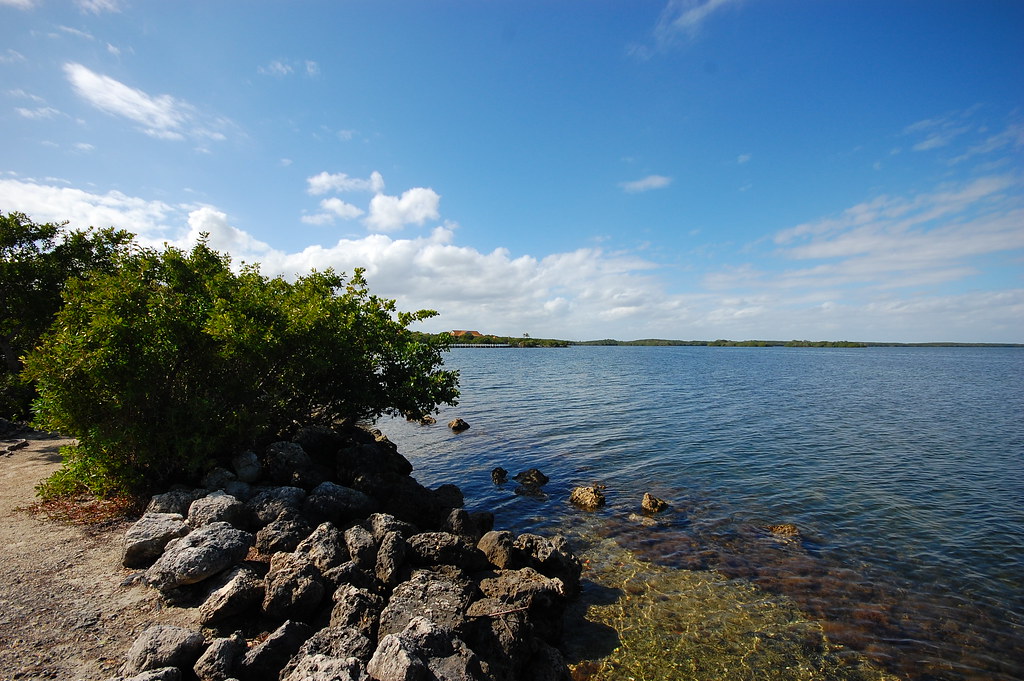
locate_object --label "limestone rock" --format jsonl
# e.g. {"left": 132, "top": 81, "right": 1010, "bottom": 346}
{"left": 378, "top": 567, "right": 477, "bottom": 639}
{"left": 368, "top": 512, "right": 417, "bottom": 542}
{"left": 490, "top": 467, "right": 508, "bottom": 484}
{"left": 187, "top": 491, "right": 247, "bottom": 529}
{"left": 263, "top": 552, "right": 326, "bottom": 622}
{"left": 231, "top": 450, "right": 262, "bottom": 484}
{"left": 193, "top": 631, "right": 245, "bottom": 681}
{"left": 569, "top": 485, "right": 606, "bottom": 510}
{"left": 284, "top": 625, "right": 375, "bottom": 671}
{"left": 344, "top": 525, "right": 378, "bottom": 570}
{"left": 477, "top": 530, "right": 515, "bottom": 570}
{"left": 237, "top": 620, "right": 313, "bottom": 681}
{"left": 513, "top": 468, "right": 549, "bottom": 486}
{"left": 280, "top": 654, "right": 369, "bottom": 681}
{"left": 641, "top": 492, "right": 669, "bottom": 514}
{"left": 146, "top": 488, "right": 205, "bottom": 516}
{"left": 245, "top": 486, "right": 307, "bottom": 528}
{"left": 512, "top": 533, "right": 582, "bottom": 598}
{"left": 295, "top": 521, "right": 349, "bottom": 573}
{"left": 262, "top": 441, "right": 322, "bottom": 489}
{"left": 407, "top": 532, "right": 489, "bottom": 572}
{"left": 122, "top": 512, "right": 189, "bottom": 569}
{"left": 368, "top": 616, "right": 486, "bottom": 681}
{"left": 303, "top": 481, "right": 374, "bottom": 525}
{"left": 120, "top": 625, "right": 205, "bottom": 676}
{"left": 197, "top": 563, "right": 265, "bottom": 626}
{"left": 201, "top": 467, "right": 236, "bottom": 491}
{"left": 330, "top": 584, "right": 385, "bottom": 639}
{"left": 447, "top": 418, "right": 470, "bottom": 432}
{"left": 144, "top": 522, "right": 253, "bottom": 591}
{"left": 255, "top": 507, "right": 312, "bottom": 555}
{"left": 375, "top": 530, "right": 408, "bottom": 588}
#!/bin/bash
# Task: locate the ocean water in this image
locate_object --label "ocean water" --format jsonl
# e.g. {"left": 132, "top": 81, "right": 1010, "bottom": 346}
{"left": 379, "top": 346, "right": 1024, "bottom": 680}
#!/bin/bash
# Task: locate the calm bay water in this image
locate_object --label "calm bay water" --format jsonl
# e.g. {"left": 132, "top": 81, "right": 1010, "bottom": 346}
{"left": 381, "top": 346, "right": 1024, "bottom": 680}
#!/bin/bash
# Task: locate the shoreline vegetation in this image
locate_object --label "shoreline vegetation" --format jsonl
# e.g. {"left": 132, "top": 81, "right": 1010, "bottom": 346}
{"left": 442, "top": 333, "right": 1023, "bottom": 349}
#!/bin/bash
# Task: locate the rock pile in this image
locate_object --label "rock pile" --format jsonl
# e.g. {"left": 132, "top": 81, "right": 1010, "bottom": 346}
{"left": 111, "top": 425, "right": 581, "bottom": 681}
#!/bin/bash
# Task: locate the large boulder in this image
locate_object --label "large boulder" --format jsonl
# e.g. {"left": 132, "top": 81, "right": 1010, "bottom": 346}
{"left": 187, "top": 491, "right": 247, "bottom": 529}
{"left": 122, "top": 513, "right": 189, "bottom": 569}
{"left": 476, "top": 531, "right": 515, "bottom": 570}
{"left": 303, "top": 481, "right": 375, "bottom": 525}
{"left": 262, "top": 441, "right": 322, "bottom": 489}
{"left": 368, "top": 512, "right": 418, "bottom": 542}
{"left": 512, "top": 533, "right": 582, "bottom": 598}
{"left": 368, "top": 616, "right": 487, "bottom": 681}
{"left": 144, "top": 522, "right": 253, "bottom": 591}
{"left": 378, "top": 566, "right": 478, "bottom": 639}
{"left": 330, "top": 584, "right": 385, "bottom": 639}
{"left": 407, "top": 532, "right": 489, "bottom": 572}
{"left": 283, "top": 625, "right": 376, "bottom": 671}
{"left": 262, "top": 552, "right": 326, "bottom": 622}
{"left": 255, "top": 507, "right": 313, "bottom": 555}
{"left": 569, "top": 485, "right": 606, "bottom": 510}
{"left": 197, "top": 563, "right": 266, "bottom": 626}
{"left": 236, "top": 620, "right": 313, "bottom": 681}
{"left": 245, "top": 486, "right": 307, "bottom": 528}
{"left": 375, "top": 530, "right": 408, "bottom": 588}
{"left": 192, "top": 631, "right": 245, "bottom": 681}
{"left": 295, "top": 522, "right": 350, "bottom": 573}
{"left": 280, "top": 654, "right": 368, "bottom": 681}
{"left": 146, "top": 488, "right": 205, "bottom": 516}
{"left": 120, "top": 625, "right": 205, "bottom": 676}
{"left": 231, "top": 450, "right": 262, "bottom": 483}
{"left": 344, "top": 525, "right": 378, "bottom": 570}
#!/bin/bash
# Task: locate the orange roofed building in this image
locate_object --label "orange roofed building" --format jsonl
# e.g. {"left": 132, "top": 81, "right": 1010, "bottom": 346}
{"left": 450, "top": 330, "right": 483, "bottom": 338}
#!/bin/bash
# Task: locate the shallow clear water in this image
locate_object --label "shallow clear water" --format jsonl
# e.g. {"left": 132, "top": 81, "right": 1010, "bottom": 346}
{"left": 379, "top": 346, "right": 1024, "bottom": 680}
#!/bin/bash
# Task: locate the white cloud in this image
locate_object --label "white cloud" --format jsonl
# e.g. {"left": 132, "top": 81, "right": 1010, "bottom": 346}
{"left": 654, "top": 0, "right": 740, "bottom": 46}
{"left": 16, "top": 106, "right": 61, "bottom": 119}
{"left": 63, "top": 63, "right": 231, "bottom": 141}
{"left": 0, "top": 0, "right": 35, "bottom": 9}
{"left": 737, "top": 153, "right": 751, "bottom": 164}
{"left": 302, "top": 197, "right": 365, "bottom": 225}
{"left": 305, "top": 61, "right": 320, "bottom": 77}
{"left": 76, "top": 0, "right": 122, "bottom": 13}
{"left": 183, "top": 206, "right": 271, "bottom": 255}
{"left": 58, "top": 25, "right": 95, "bottom": 40}
{"left": 107, "top": 43, "right": 121, "bottom": 56}
{"left": 8, "top": 89, "right": 44, "bottom": 102}
{"left": 258, "top": 60, "right": 293, "bottom": 77}
{"left": 1, "top": 49, "right": 27, "bottom": 64}
{"left": 365, "top": 187, "right": 441, "bottom": 233}
{"left": 619, "top": 174, "right": 672, "bottom": 193}
{"left": 307, "top": 170, "right": 385, "bottom": 195}
{"left": 74, "top": 142, "right": 95, "bottom": 152}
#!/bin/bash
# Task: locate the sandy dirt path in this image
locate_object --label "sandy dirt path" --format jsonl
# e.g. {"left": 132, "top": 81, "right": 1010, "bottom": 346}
{"left": 0, "top": 431, "right": 195, "bottom": 681}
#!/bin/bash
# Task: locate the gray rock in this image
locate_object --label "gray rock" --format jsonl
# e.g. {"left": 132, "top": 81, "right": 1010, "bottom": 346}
{"left": 478, "top": 567, "right": 566, "bottom": 608}
{"left": 330, "top": 584, "right": 385, "bottom": 639}
{"left": 245, "top": 486, "right": 307, "bottom": 528}
{"left": 476, "top": 531, "right": 515, "bottom": 570}
{"left": 368, "top": 513, "right": 417, "bottom": 542}
{"left": 407, "top": 532, "right": 488, "bottom": 572}
{"left": 120, "top": 625, "right": 205, "bottom": 676}
{"left": 197, "top": 564, "right": 265, "bottom": 626}
{"left": 262, "top": 552, "right": 326, "bottom": 622}
{"left": 368, "top": 616, "right": 486, "bottom": 681}
{"left": 111, "top": 668, "right": 183, "bottom": 681}
{"left": 147, "top": 488, "right": 206, "bottom": 515}
{"left": 378, "top": 567, "right": 477, "bottom": 639}
{"left": 344, "top": 525, "right": 378, "bottom": 570}
{"left": 255, "top": 507, "right": 312, "bottom": 555}
{"left": 201, "top": 467, "right": 237, "bottom": 491}
{"left": 187, "top": 491, "right": 247, "bottom": 529}
{"left": 280, "top": 654, "right": 368, "bottom": 681}
{"left": 223, "top": 479, "right": 254, "bottom": 502}
{"left": 375, "top": 530, "right": 408, "bottom": 588}
{"left": 284, "top": 625, "right": 375, "bottom": 672}
{"left": 303, "top": 481, "right": 374, "bottom": 524}
{"left": 144, "top": 522, "right": 254, "bottom": 591}
{"left": 322, "top": 561, "right": 380, "bottom": 595}
{"left": 122, "top": 513, "right": 189, "bottom": 569}
{"left": 512, "top": 533, "right": 582, "bottom": 598}
{"left": 231, "top": 450, "right": 262, "bottom": 483}
{"left": 193, "top": 631, "right": 245, "bottom": 681}
{"left": 295, "top": 522, "right": 349, "bottom": 572}
{"left": 237, "top": 620, "right": 313, "bottom": 681}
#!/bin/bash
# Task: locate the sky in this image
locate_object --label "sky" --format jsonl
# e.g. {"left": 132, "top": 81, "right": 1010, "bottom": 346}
{"left": 1, "top": 0, "right": 1022, "bottom": 343}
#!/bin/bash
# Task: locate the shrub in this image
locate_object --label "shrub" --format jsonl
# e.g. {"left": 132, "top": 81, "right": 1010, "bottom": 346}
{"left": 25, "top": 237, "right": 458, "bottom": 496}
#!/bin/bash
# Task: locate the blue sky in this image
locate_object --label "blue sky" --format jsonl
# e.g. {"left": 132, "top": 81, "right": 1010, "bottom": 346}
{"left": 2, "top": 0, "right": 1022, "bottom": 342}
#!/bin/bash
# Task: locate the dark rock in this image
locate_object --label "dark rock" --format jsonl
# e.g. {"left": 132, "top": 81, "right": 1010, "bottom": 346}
{"left": 201, "top": 467, "right": 237, "bottom": 491}
{"left": 490, "top": 467, "right": 508, "bottom": 484}
{"left": 448, "top": 418, "right": 471, "bottom": 432}
{"left": 378, "top": 566, "right": 478, "bottom": 639}
{"left": 512, "top": 534, "right": 582, "bottom": 599}
{"left": 223, "top": 479, "right": 254, "bottom": 502}
{"left": 284, "top": 625, "right": 375, "bottom": 670}
{"left": 292, "top": 425, "right": 347, "bottom": 462}
{"left": 120, "top": 625, "right": 205, "bottom": 676}
{"left": 262, "top": 441, "right": 322, "bottom": 490}
{"left": 236, "top": 620, "right": 313, "bottom": 681}
{"left": 303, "top": 481, "right": 375, "bottom": 525}
{"left": 522, "top": 640, "right": 572, "bottom": 681}
{"left": 477, "top": 531, "right": 515, "bottom": 570}
{"left": 231, "top": 450, "right": 262, "bottom": 484}
{"left": 407, "top": 532, "right": 489, "bottom": 572}
{"left": 569, "top": 485, "right": 606, "bottom": 510}
{"left": 478, "top": 567, "right": 566, "bottom": 610}
{"left": 144, "top": 522, "right": 254, "bottom": 592}
{"left": 330, "top": 584, "right": 385, "bottom": 639}
{"left": 295, "top": 522, "right": 349, "bottom": 573}
{"left": 641, "top": 492, "right": 669, "bottom": 513}
{"left": 368, "top": 616, "right": 486, "bottom": 681}
{"left": 122, "top": 512, "right": 189, "bottom": 569}
{"left": 245, "top": 486, "right": 306, "bottom": 528}
{"left": 198, "top": 564, "right": 266, "bottom": 626}
{"left": 147, "top": 488, "right": 206, "bottom": 516}
{"left": 344, "top": 525, "right": 378, "bottom": 570}
{"left": 262, "top": 552, "right": 326, "bottom": 622}
{"left": 375, "top": 530, "right": 408, "bottom": 588}
{"left": 433, "top": 483, "right": 464, "bottom": 510}
{"left": 193, "top": 631, "right": 245, "bottom": 681}
{"left": 368, "top": 512, "right": 418, "bottom": 542}
{"left": 322, "top": 561, "right": 381, "bottom": 595}
{"left": 767, "top": 523, "right": 801, "bottom": 539}
{"left": 255, "top": 507, "right": 312, "bottom": 555}
{"left": 280, "top": 654, "right": 368, "bottom": 681}
{"left": 335, "top": 442, "right": 413, "bottom": 491}
{"left": 187, "top": 491, "right": 247, "bottom": 529}
{"left": 513, "top": 468, "right": 549, "bottom": 486}
{"left": 468, "top": 511, "right": 494, "bottom": 537}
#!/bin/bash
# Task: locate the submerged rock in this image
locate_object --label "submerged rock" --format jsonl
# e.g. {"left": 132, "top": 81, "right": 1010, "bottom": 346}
{"left": 448, "top": 418, "right": 471, "bottom": 432}
{"left": 641, "top": 492, "right": 669, "bottom": 514}
{"left": 491, "top": 467, "right": 509, "bottom": 484}
{"left": 569, "top": 485, "right": 606, "bottom": 510}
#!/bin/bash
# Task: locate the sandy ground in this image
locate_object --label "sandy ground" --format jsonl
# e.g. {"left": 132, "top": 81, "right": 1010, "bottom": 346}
{"left": 0, "top": 431, "right": 195, "bottom": 681}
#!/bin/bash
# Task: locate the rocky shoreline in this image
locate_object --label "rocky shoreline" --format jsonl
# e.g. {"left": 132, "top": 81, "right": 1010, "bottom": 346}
{"left": 108, "top": 423, "right": 583, "bottom": 681}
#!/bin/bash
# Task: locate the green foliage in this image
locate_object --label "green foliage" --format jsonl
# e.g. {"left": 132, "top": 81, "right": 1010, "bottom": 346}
{"left": 25, "top": 237, "right": 458, "bottom": 496}
{"left": 0, "top": 211, "right": 134, "bottom": 419}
